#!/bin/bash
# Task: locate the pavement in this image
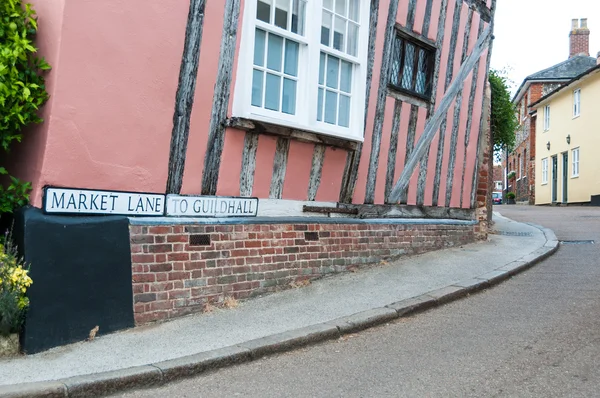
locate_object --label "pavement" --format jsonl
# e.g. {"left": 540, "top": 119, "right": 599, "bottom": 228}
{"left": 0, "top": 211, "right": 558, "bottom": 398}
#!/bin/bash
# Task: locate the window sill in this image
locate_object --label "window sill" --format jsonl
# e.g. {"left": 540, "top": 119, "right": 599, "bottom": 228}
{"left": 571, "top": 175, "right": 579, "bottom": 179}
{"left": 572, "top": 115, "right": 580, "bottom": 119}
{"left": 225, "top": 117, "right": 359, "bottom": 151}
{"left": 387, "top": 85, "right": 430, "bottom": 108}
{"left": 541, "top": 182, "right": 548, "bottom": 186}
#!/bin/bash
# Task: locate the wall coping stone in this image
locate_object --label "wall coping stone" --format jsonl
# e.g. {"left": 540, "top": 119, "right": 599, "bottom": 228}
{"left": 128, "top": 216, "right": 477, "bottom": 226}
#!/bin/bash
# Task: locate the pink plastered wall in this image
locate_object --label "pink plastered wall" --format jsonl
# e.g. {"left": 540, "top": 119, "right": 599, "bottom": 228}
{"left": 9, "top": 0, "right": 65, "bottom": 207}
{"left": 16, "top": 0, "right": 189, "bottom": 207}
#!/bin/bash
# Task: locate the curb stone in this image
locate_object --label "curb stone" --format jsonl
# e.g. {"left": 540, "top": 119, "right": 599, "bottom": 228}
{"left": 0, "top": 222, "right": 560, "bottom": 398}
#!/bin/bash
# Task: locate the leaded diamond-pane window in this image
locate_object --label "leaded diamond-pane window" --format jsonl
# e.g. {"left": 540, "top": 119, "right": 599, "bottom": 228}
{"left": 389, "top": 32, "right": 435, "bottom": 100}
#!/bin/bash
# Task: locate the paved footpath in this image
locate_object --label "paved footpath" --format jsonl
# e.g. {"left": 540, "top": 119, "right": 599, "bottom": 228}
{"left": 0, "top": 213, "right": 558, "bottom": 397}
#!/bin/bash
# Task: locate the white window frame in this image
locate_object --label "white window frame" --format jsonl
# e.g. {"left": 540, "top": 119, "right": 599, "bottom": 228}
{"left": 572, "top": 147, "right": 579, "bottom": 177}
{"left": 233, "top": 0, "right": 370, "bottom": 142}
{"left": 543, "top": 105, "right": 550, "bottom": 131}
{"left": 573, "top": 89, "right": 581, "bottom": 118}
{"left": 541, "top": 157, "right": 548, "bottom": 184}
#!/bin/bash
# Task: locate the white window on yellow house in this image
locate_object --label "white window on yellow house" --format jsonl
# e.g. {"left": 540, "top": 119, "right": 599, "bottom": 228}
{"left": 543, "top": 105, "right": 550, "bottom": 131}
{"left": 541, "top": 157, "right": 548, "bottom": 184}
{"left": 573, "top": 89, "right": 581, "bottom": 117}
{"left": 572, "top": 147, "right": 579, "bottom": 177}
{"left": 234, "top": 0, "right": 370, "bottom": 141}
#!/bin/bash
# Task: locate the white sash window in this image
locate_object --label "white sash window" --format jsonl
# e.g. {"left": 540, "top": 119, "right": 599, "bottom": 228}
{"left": 234, "top": 0, "right": 369, "bottom": 141}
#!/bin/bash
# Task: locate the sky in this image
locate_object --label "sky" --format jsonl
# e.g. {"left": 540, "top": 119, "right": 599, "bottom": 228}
{"left": 491, "top": 0, "right": 600, "bottom": 96}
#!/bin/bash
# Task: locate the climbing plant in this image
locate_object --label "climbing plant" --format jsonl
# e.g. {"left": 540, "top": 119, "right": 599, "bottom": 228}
{"left": 0, "top": 0, "right": 50, "bottom": 213}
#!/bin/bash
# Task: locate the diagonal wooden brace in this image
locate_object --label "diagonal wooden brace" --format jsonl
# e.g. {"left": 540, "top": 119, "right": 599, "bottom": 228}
{"left": 388, "top": 26, "right": 493, "bottom": 204}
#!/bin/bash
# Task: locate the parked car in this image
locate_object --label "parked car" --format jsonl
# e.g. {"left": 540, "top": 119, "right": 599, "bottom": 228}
{"left": 492, "top": 192, "right": 502, "bottom": 205}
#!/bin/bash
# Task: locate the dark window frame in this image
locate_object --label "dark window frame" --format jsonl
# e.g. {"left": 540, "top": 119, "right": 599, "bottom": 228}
{"left": 388, "top": 29, "right": 436, "bottom": 101}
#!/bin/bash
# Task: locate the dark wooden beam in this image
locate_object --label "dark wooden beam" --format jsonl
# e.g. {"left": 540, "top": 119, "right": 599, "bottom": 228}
{"left": 339, "top": 0, "right": 381, "bottom": 204}
{"left": 226, "top": 117, "right": 358, "bottom": 151}
{"left": 338, "top": 203, "right": 475, "bottom": 220}
{"left": 307, "top": 145, "right": 326, "bottom": 201}
{"left": 463, "top": 0, "right": 492, "bottom": 23}
{"left": 269, "top": 137, "right": 290, "bottom": 199}
{"left": 399, "top": 105, "right": 419, "bottom": 204}
{"left": 165, "top": 0, "right": 206, "bottom": 194}
{"left": 201, "top": 0, "right": 241, "bottom": 195}
{"left": 384, "top": 100, "right": 403, "bottom": 203}
{"left": 432, "top": 0, "right": 463, "bottom": 206}
{"left": 416, "top": 0, "right": 449, "bottom": 205}
{"left": 444, "top": 7, "right": 474, "bottom": 207}
{"left": 460, "top": 19, "right": 484, "bottom": 207}
{"left": 406, "top": 0, "right": 417, "bottom": 30}
{"left": 240, "top": 132, "right": 259, "bottom": 197}
{"left": 421, "top": 0, "right": 435, "bottom": 38}
{"left": 364, "top": 0, "right": 400, "bottom": 204}
{"left": 302, "top": 206, "right": 359, "bottom": 215}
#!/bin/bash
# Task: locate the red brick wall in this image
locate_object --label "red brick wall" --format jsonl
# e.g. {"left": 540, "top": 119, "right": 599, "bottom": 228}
{"left": 129, "top": 222, "right": 478, "bottom": 324}
{"left": 569, "top": 29, "right": 590, "bottom": 57}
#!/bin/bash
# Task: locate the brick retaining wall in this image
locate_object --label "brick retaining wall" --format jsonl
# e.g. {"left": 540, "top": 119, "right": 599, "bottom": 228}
{"left": 129, "top": 221, "right": 479, "bottom": 325}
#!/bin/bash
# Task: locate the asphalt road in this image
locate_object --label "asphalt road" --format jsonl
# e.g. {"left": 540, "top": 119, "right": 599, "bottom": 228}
{"left": 115, "top": 205, "right": 600, "bottom": 398}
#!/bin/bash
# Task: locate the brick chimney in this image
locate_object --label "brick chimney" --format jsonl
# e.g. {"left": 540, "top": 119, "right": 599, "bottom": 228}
{"left": 569, "top": 18, "right": 590, "bottom": 58}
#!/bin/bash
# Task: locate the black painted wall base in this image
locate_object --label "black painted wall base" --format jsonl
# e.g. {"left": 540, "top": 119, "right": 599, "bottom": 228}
{"left": 14, "top": 207, "right": 134, "bottom": 354}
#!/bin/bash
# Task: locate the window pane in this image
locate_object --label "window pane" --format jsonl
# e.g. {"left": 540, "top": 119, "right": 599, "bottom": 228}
{"left": 319, "top": 52, "right": 326, "bottom": 85}
{"left": 282, "top": 78, "right": 297, "bottom": 114}
{"left": 401, "top": 43, "right": 415, "bottom": 90}
{"left": 254, "top": 29, "right": 266, "bottom": 66}
{"left": 251, "top": 69, "right": 264, "bottom": 107}
{"left": 415, "top": 49, "right": 427, "bottom": 94}
{"left": 333, "top": 16, "right": 346, "bottom": 51}
{"left": 389, "top": 38, "right": 402, "bottom": 86}
{"left": 317, "top": 88, "right": 324, "bottom": 121}
{"left": 257, "top": 0, "right": 272, "bottom": 23}
{"left": 324, "top": 90, "right": 337, "bottom": 124}
{"left": 291, "top": 0, "right": 306, "bottom": 35}
{"left": 338, "top": 95, "right": 350, "bottom": 127}
{"left": 323, "top": 0, "right": 333, "bottom": 10}
{"left": 275, "top": 0, "right": 289, "bottom": 29}
{"left": 267, "top": 34, "right": 284, "bottom": 72}
{"left": 284, "top": 40, "right": 299, "bottom": 76}
{"left": 321, "top": 10, "right": 332, "bottom": 46}
{"left": 335, "top": 0, "right": 347, "bottom": 17}
{"left": 340, "top": 60, "right": 352, "bottom": 93}
{"left": 326, "top": 55, "right": 339, "bottom": 89}
{"left": 347, "top": 22, "right": 358, "bottom": 56}
{"left": 265, "top": 73, "right": 281, "bottom": 111}
{"left": 348, "top": 0, "right": 359, "bottom": 22}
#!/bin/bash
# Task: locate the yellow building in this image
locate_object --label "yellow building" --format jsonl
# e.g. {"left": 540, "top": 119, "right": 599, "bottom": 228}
{"left": 532, "top": 62, "right": 600, "bottom": 205}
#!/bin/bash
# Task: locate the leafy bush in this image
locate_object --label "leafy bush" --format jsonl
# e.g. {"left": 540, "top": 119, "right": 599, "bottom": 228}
{"left": 0, "top": 0, "right": 50, "bottom": 213}
{"left": 0, "top": 236, "right": 32, "bottom": 336}
{"left": 506, "top": 192, "right": 516, "bottom": 200}
{"left": 507, "top": 171, "right": 516, "bottom": 180}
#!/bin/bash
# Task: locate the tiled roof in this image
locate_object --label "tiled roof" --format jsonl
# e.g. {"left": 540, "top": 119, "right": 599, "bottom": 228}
{"left": 525, "top": 55, "right": 596, "bottom": 80}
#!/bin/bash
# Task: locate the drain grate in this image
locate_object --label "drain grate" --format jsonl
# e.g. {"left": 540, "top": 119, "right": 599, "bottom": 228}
{"left": 560, "top": 240, "right": 595, "bottom": 245}
{"left": 495, "top": 231, "right": 534, "bottom": 237}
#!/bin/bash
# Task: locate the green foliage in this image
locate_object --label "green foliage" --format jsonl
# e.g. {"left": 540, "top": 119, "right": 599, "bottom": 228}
{"left": 489, "top": 69, "right": 517, "bottom": 158}
{"left": 507, "top": 171, "right": 516, "bottom": 180}
{"left": 0, "top": 0, "right": 50, "bottom": 213}
{"left": 506, "top": 192, "right": 516, "bottom": 200}
{"left": 0, "top": 235, "right": 32, "bottom": 336}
